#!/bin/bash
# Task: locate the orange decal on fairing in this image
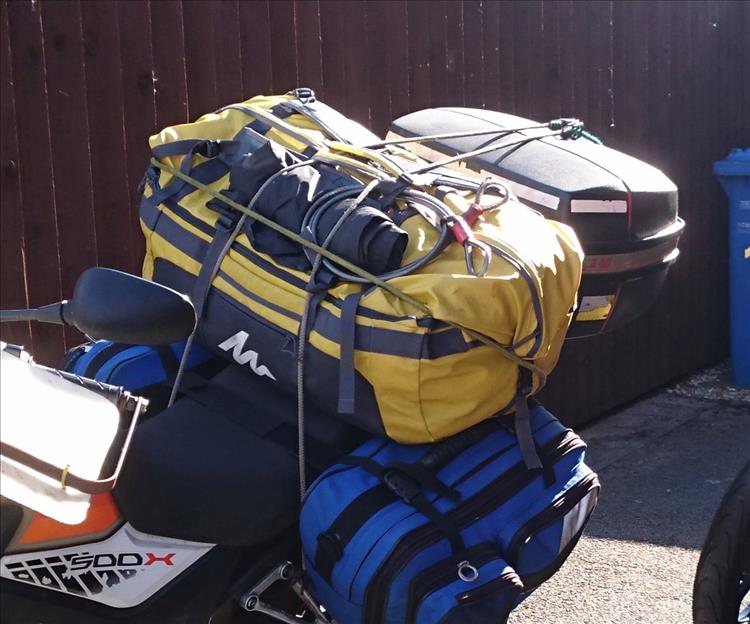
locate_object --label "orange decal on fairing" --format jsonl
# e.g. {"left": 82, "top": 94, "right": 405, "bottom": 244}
{"left": 19, "top": 493, "right": 121, "bottom": 545}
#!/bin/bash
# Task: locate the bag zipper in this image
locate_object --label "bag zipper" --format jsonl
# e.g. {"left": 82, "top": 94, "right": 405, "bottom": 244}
{"left": 505, "top": 472, "right": 600, "bottom": 580}
{"left": 406, "top": 542, "right": 502, "bottom": 623}
{"left": 364, "top": 429, "right": 584, "bottom": 624}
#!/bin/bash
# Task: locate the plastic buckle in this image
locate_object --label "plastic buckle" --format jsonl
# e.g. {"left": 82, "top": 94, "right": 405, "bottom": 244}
{"left": 316, "top": 531, "right": 343, "bottom": 563}
{"left": 198, "top": 140, "right": 221, "bottom": 158}
{"left": 382, "top": 469, "right": 421, "bottom": 504}
{"left": 292, "top": 87, "right": 316, "bottom": 104}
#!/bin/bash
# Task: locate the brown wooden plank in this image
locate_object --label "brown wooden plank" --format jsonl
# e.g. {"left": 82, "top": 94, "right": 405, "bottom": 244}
{"left": 118, "top": 0, "right": 156, "bottom": 273}
{"left": 80, "top": 0, "right": 134, "bottom": 274}
{"left": 150, "top": 0, "right": 189, "bottom": 127}
{"left": 427, "top": 0, "right": 447, "bottom": 107}
{"left": 364, "top": 0, "right": 392, "bottom": 135}
{"left": 407, "top": 0, "right": 431, "bottom": 112}
{"left": 444, "top": 0, "right": 465, "bottom": 107}
{"left": 541, "top": 0, "right": 561, "bottom": 118}
{"left": 239, "top": 0, "right": 273, "bottom": 97}
{"left": 510, "top": 1, "right": 543, "bottom": 119}
{"left": 214, "top": 0, "right": 244, "bottom": 105}
{"left": 182, "top": 0, "right": 219, "bottom": 117}
{"left": 0, "top": 0, "right": 31, "bottom": 349}
{"left": 462, "top": 1, "right": 484, "bottom": 108}
{"left": 295, "top": 0, "right": 324, "bottom": 95}
{"left": 268, "top": 0, "right": 299, "bottom": 94}
{"left": 6, "top": 0, "right": 64, "bottom": 365}
{"left": 557, "top": 0, "right": 576, "bottom": 115}
{"left": 319, "top": 1, "right": 347, "bottom": 109}
{"left": 40, "top": 0, "right": 97, "bottom": 350}
{"left": 491, "top": 1, "right": 513, "bottom": 112}
{"left": 381, "top": 1, "right": 410, "bottom": 123}
{"left": 339, "top": 0, "right": 371, "bottom": 127}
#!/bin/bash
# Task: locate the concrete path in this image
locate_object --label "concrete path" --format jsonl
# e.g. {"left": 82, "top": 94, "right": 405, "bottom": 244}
{"left": 509, "top": 390, "right": 750, "bottom": 624}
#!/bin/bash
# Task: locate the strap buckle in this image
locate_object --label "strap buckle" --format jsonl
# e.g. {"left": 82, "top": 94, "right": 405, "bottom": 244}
{"left": 382, "top": 468, "right": 421, "bottom": 504}
{"left": 290, "top": 87, "right": 316, "bottom": 104}
{"left": 197, "top": 140, "right": 222, "bottom": 158}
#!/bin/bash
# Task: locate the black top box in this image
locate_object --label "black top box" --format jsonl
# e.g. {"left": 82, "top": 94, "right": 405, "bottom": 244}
{"left": 388, "top": 107, "right": 684, "bottom": 337}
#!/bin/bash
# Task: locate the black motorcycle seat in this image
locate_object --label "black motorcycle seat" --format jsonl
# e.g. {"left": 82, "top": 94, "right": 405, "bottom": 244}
{"left": 114, "top": 364, "right": 368, "bottom": 547}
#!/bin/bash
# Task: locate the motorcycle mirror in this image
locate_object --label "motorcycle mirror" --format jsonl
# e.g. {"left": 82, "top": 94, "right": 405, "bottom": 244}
{"left": 0, "top": 268, "right": 196, "bottom": 346}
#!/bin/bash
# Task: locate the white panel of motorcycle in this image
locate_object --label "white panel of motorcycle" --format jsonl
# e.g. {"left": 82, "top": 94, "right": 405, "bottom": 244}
{"left": 0, "top": 524, "right": 214, "bottom": 608}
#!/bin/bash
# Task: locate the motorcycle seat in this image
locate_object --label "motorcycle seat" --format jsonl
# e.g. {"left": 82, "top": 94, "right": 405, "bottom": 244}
{"left": 114, "top": 364, "right": 368, "bottom": 547}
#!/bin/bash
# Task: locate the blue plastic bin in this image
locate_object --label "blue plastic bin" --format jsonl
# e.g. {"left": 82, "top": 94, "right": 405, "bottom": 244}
{"left": 714, "top": 148, "right": 750, "bottom": 386}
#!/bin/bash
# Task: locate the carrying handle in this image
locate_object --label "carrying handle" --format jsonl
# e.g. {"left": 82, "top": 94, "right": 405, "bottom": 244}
{"left": 419, "top": 419, "right": 503, "bottom": 472}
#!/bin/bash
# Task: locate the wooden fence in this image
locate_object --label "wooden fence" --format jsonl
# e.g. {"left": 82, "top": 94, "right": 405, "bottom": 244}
{"left": 1, "top": 0, "right": 748, "bottom": 424}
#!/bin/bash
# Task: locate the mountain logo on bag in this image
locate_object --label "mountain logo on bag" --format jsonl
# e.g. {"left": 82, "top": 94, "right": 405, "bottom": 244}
{"left": 218, "top": 331, "right": 276, "bottom": 380}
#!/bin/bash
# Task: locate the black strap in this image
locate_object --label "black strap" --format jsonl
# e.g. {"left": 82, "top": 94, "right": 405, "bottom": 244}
{"left": 84, "top": 342, "right": 133, "bottom": 380}
{"left": 314, "top": 485, "right": 396, "bottom": 583}
{"left": 408, "top": 492, "right": 466, "bottom": 558}
{"left": 337, "top": 290, "right": 363, "bottom": 414}
{"left": 191, "top": 214, "right": 242, "bottom": 319}
{"left": 155, "top": 345, "right": 180, "bottom": 384}
{"left": 514, "top": 369, "right": 543, "bottom": 471}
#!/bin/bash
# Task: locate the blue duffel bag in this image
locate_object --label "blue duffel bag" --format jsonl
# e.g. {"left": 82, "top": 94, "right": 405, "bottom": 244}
{"left": 300, "top": 403, "right": 599, "bottom": 624}
{"left": 62, "top": 339, "right": 216, "bottom": 390}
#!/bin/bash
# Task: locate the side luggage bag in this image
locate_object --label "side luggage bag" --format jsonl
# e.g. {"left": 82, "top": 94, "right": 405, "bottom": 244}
{"left": 300, "top": 403, "right": 599, "bottom": 624}
{"left": 62, "top": 340, "right": 216, "bottom": 393}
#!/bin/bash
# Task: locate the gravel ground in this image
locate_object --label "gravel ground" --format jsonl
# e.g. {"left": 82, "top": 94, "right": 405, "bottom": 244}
{"left": 509, "top": 367, "right": 750, "bottom": 624}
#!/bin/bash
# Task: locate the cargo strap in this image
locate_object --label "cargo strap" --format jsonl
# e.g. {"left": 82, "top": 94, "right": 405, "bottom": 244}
{"left": 191, "top": 212, "right": 245, "bottom": 319}
{"left": 337, "top": 290, "right": 363, "bottom": 414}
{"left": 315, "top": 455, "right": 466, "bottom": 584}
{"left": 514, "top": 368, "right": 543, "bottom": 472}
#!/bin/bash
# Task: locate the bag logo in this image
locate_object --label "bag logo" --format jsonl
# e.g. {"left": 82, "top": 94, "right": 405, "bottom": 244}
{"left": 218, "top": 331, "right": 276, "bottom": 380}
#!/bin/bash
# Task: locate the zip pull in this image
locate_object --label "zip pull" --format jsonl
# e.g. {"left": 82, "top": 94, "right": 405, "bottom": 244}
{"left": 457, "top": 560, "right": 479, "bottom": 583}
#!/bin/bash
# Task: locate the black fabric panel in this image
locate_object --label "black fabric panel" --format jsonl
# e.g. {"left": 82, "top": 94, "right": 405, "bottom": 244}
{"left": 114, "top": 362, "right": 366, "bottom": 546}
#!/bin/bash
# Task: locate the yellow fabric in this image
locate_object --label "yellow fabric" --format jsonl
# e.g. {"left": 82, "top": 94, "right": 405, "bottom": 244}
{"left": 141, "top": 93, "right": 584, "bottom": 443}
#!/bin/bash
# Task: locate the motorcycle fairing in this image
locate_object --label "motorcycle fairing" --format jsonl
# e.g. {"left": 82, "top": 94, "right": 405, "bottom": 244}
{"left": 0, "top": 523, "right": 213, "bottom": 608}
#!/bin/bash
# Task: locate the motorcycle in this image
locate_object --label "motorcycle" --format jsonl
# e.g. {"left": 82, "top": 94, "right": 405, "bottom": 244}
{"left": 0, "top": 268, "right": 340, "bottom": 624}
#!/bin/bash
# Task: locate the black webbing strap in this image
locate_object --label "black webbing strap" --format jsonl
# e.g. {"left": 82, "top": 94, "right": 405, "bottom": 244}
{"left": 314, "top": 454, "right": 467, "bottom": 583}
{"left": 408, "top": 493, "right": 466, "bottom": 557}
{"left": 315, "top": 485, "right": 396, "bottom": 582}
{"left": 83, "top": 342, "right": 133, "bottom": 380}
{"left": 514, "top": 368, "right": 543, "bottom": 471}
{"left": 337, "top": 290, "right": 363, "bottom": 414}
{"left": 191, "top": 213, "right": 244, "bottom": 319}
{"left": 155, "top": 345, "right": 180, "bottom": 384}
